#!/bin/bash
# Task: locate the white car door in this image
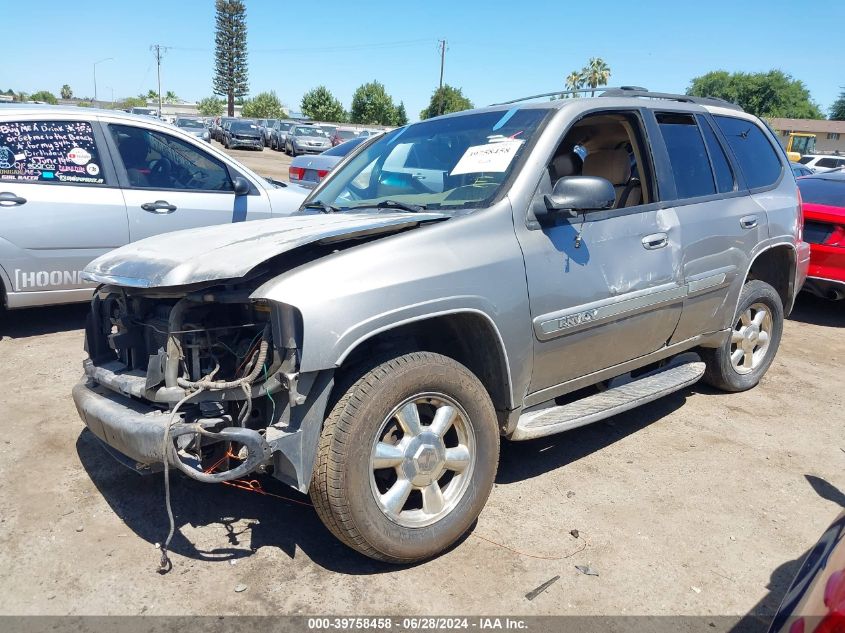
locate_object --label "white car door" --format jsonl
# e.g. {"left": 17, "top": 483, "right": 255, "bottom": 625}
{"left": 0, "top": 117, "right": 127, "bottom": 307}
{"left": 104, "top": 121, "right": 272, "bottom": 242}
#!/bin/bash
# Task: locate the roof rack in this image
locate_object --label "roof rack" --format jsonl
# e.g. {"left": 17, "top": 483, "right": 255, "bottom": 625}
{"left": 491, "top": 86, "right": 743, "bottom": 112}
{"left": 598, "top": 87, "right": 744, "bottom": 111}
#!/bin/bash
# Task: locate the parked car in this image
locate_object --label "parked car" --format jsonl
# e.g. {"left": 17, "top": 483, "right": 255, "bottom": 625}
{"left": 288, "top": 137, "right": 368, "bottom": 188}
{"left": 331, "top": 127, "right": 359, "bottom": 146}
{"left": 73, "top": 87, "right": 808, "bottom": 564}
{"left": 797, "top": 171, "right": 845, "bottom": 300}
{"left": 792, "top": 163, "right": 813, "bottom": 178}
{"left": 798, "top": 154, "right": 845, "bottom": 173}
{"left": 0, "top": 105, "right": 308, "bottom": 310}
{"left": 768, "top": 512, "right": 845, "bottom": 633}
{"left": 270, "top": 120, "right": 294, "bottom": 151}
{"left": 174, "top": 117, "right": 210, "bottom": 142}
{"left": 285, "top": 124, "right": 331, "bottom": 156}
{"left": 317, "top": 124, "right": 338, "bottom": 139}
{"left": 262, "top": 118, "right": 279, "bottom": 146}
{"left": 212, "top": 116, "right": 236, "bottom": 142}
{"left": 223, "top": 120, "right": 263, "bottom": 151}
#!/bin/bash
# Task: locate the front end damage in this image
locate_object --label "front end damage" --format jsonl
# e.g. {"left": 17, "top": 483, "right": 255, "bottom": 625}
{"left": 73, "top": 284, "right": 332, "bottom": 492}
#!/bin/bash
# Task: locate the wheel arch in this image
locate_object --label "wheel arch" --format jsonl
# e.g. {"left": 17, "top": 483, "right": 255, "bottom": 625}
{"left": 334, "top": 310, "right": 516, "bottom": 417}
{"left": 743, "top": 242, "right": 797, "bottom": 316}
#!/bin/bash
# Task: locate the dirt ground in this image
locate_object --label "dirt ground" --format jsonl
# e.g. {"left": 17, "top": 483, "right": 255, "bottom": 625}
{"left": 0, "top": 145, "right": 843, "bottom": 618}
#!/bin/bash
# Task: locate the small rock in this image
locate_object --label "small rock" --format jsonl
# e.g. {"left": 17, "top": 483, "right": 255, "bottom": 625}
{"left": 234, "top": 583, "right": 247, "bottom": 593}
{"left": 566, "top": 491, "right": 575, "bottom": 499}
{"left": 729, "top": 535, "right": 736, "bottom": 541}
{"left": 570, "top": 529, "right": 580, "bottom": 539}
{"left": 691, "top": 586, "right": 702, "bottom": 594}
{"left": 75, "top": 525, "right": 84, "bottom": 533}
{"left": 229, "top": 559, "right": 237, "bottom": 566}
{"left": 575, "top": 565, "right": 599, "bottom": 577}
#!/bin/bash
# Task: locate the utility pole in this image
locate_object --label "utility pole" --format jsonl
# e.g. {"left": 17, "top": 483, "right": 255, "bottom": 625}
{"left": 151, "top": 44, "right": 166, "bottom": 117}
{"left": 438, "top": 39, "right": 447, "bottom": 116}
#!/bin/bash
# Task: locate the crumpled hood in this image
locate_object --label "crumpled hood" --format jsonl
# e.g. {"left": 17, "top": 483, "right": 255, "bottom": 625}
{"left": 83, "top": 212, "right": 447, "bottom": 288}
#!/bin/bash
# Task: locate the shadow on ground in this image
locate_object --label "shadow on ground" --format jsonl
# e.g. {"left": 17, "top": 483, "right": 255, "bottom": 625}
{"left": 788, "top": 293, "right": 844, "bottom": 328}
{"left": 730, "top": 475, "right": 845, "bottom": 633}
{"left": 0, "top": 303, "right": 88, "bottom": 339}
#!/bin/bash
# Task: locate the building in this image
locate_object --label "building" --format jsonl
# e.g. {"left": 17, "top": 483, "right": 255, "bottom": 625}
{"left": 768, "top": 118, "right": 845, "bottom": 155}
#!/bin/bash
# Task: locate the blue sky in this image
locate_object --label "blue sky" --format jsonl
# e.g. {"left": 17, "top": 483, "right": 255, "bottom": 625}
{"left": 5, "top": 0, "right": 842, "bottom": 120}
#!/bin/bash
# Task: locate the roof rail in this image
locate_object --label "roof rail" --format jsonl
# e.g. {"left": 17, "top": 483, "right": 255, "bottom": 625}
{"left": 598, "top": 87, "right": 744, "bottom": 111}
{"left": 491, "top": 86, "right": 743, "bottom": 112}
{"left": 490, "top": 87, "right": 637, "bottom": 106}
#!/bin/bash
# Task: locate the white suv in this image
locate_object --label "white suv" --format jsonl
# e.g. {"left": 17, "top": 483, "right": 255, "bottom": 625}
{"left": 798, "top": 154, "right": 845, "bottom": 173}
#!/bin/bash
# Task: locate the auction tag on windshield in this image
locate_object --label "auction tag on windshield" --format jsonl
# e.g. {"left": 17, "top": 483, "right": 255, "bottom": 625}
{"left": 450, "top": 140, "right": 523, "bottom": 175}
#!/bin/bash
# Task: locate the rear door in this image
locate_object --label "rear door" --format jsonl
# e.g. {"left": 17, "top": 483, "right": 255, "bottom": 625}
{"left": 0, "top": 117, "right": 127, "bottom": 305}
{"left": 650, "top": 111, "right": 772, "bottom": 343}
{"left": 104, "top": 121, "right": 273, "bottom": 242}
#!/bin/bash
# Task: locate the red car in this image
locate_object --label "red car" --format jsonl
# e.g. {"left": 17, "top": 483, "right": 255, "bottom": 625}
{"left": 797, "top": 171, "right": 845, "bottom": 300}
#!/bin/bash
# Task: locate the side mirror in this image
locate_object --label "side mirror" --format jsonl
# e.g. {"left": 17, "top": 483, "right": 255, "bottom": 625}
{"left": 542, "top": 176, "right": 616, "bottom": 217}
{"left": 232, "top": 176, "right": 250, "bottom": 196}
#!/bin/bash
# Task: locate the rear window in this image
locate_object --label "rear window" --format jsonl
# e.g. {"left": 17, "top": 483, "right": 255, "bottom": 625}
{"left": 0, "top": 120, "right": 107, "bottom": 184}
{"left": 798, "top": 156, "right": 813, "bottom": 165}
{"left": 323, "top": 137, "right": 366, "bottom": 157}
{"left": 816, "top": 157, "right": 845, "bottom": 169}
{"left": 656, "top": 113, "right": 715, "bottom": 199}
{"left": 714, "top": 116, "right": 783, "bottom": 189}
{"left": 797, "top": 178, "right": 845, "bottom": 207}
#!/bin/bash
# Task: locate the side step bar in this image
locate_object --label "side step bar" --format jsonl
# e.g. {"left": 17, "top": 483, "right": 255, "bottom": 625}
{"left": 511, "top": 358, "right": 706, "bottom": 441}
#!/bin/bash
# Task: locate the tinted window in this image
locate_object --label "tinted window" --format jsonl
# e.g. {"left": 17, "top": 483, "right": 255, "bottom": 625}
{"left": 0, "top": 120, "right": 107, "bottom": 184}
{"left": 322, "top": 137, "right": 366, "bottom": 157}
{"left": 699, "top": 117, "right": 735, "bottom": 193}
{"left": 109, "top": 123, "right": 233, "bottom": 191}
{"left": 797, "top": 178, "right": 845, "bottom": 207}
{"left": 656, "top": 113, "right": 715, "bottom": 199}
{"left": 815, "top": 158, "right": 845, "bottom": 169}
{"left": 798, "top": 156, "right": 813, "bottom": 165}
{"left": 231, "top": 121, "right": 259, "bottom": 133}
{"left": 714, "top": 116, "right": 783, "bottom": 189}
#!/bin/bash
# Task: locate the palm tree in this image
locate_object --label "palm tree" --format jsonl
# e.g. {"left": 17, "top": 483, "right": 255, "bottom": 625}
{"left": 564, "top": 70, "right": 585, "bottom": 98}
{"left": 582, "top": 58, "right": 611, "bottom": 96}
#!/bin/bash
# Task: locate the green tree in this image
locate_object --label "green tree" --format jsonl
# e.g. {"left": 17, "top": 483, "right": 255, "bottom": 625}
{"left": 300, "top": 86, "right": 346, "bottom": 122}
{"left": 213, "top": 0, "right": 249, "bottom": 116}
{"left": 164, "top": 90, "right": 179, "bottom": 104}
{"left": 30, "top": 90, "right": 58, "bottom": 104}
{"left": 582, "top": 58, "right": 611, "bottom": 96}
{"left": 350, "top": 81, "right": 398, "bottom": 125}
{"left": 120, "top": 96, "right": 148, "bottom": 109}
{"left": 60, "top": 84, "right": 72, "bottom": 100}
{"left": 197, "top": 96, "right": 225, "bottom": 117}
{"left": 394, "top": 101, "right": 408, "bottom": 126}
{"left": 145, "top": 89, "right": 158, "bottom": 101}
{"left": 687, "top": 70, "right": 823, "bottom": 119}
{"left": 564, "top": 70, "right": 585, "bottom": 97}
{"left": 419, "top": 85, "right": 473, "bottom": 120}
{"left": 829, "top": 88, "right": 845, "bottom": 121}
{"left": 241, "top": 91, "right": 284, "bottom": 119}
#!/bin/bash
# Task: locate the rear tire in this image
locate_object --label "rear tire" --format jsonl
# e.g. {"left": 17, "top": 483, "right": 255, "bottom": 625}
{"left": 701, "top": 279, "right": 783, "bottom": 392}
{"left": 310, "top": 351, "right": 499, "bottom": 563}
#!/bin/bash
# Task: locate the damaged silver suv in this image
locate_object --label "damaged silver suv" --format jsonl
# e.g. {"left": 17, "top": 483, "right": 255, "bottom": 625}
{"left": 73, "top": 88, "right": 809, "bottom": 563}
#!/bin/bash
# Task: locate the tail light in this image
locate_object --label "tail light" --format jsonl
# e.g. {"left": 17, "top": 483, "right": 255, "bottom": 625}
{"left": 797, "top": 188, "right": 804, "bottom": 242}
{"left": 824, "top": 225, "right": 845, "bottom": 247}
{"left": 289, "top": 166, "right": 305, "bottom": 181}
{"left": 317, "top": 169, "right": 329, "bottom": 179}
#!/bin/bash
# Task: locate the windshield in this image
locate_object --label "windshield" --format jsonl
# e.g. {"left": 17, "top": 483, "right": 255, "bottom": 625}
{"left": 336, "top": 129, "right": 356, "bottom": 140}
{"left": 295, "top": 126, "right": 326, "bottom": 137}
{"left": 323, "top": 137, "right": 367, "bottom": 157}
{"left": 311, "top": 108, "right": 550, "bottom": 212}
{"left": 177, "top": 119, "right": 205, "bottom": 129}
{"left": 232, "top": 121, "right": 259, "bottom": 133}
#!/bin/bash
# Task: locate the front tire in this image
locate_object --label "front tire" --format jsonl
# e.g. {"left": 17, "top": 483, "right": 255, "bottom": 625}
{"left": 701, "top": 279, "right": 784, "bottom": 392}
{"left": 310, "top": 352, "right": 499, "bottom": 563}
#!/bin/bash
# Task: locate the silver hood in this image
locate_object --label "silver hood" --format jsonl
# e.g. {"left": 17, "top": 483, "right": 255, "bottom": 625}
{"left": 83, "top": 212, "right": 447, "bottom": 289}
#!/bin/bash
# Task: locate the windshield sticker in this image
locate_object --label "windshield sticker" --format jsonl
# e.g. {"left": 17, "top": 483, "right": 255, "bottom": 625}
{"left": 68, "top": 147, "right": 91, "bottom": 165}
{"left": 450, "top": 140, "right": 523, "bottom": 175}
{"left": 86, "top": 163, "right": 100, "bottom": 176}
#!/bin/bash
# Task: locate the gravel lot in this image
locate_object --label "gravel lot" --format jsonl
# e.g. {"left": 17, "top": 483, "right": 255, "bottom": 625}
{"left": 0, "top": 141, "right": 842, "bottom": 619}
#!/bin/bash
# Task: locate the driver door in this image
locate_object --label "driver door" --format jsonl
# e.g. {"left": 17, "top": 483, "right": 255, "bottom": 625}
{"left": 105, "top": 122, "right": 272, "bottom": 242}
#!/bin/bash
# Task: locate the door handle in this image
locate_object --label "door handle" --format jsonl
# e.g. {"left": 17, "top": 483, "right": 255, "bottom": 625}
{"left": 740, "top": 215, "right": 758, "bottom": 229}
{"left": 641, "top": 232, "right": 669, "bottom": 250}
{"left": 141, "top": 200, "right": 177, "bottom": 214}
{"left": 0, "top": 191, "right": 27, "bottom": 206}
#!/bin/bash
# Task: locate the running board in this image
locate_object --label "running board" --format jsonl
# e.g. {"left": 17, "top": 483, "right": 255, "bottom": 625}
{"left": 511, "top": 359, "right": 706, "bottom": 441}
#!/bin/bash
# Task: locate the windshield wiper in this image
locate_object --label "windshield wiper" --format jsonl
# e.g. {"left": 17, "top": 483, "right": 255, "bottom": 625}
{"left": 303, "top": 201, "right": 342, "bottom": 214}
{"left": 351, "top": 199, "right": 426, "bottom": 213}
